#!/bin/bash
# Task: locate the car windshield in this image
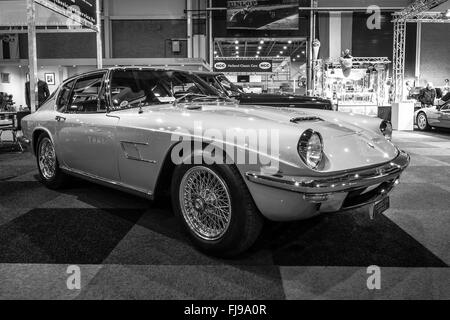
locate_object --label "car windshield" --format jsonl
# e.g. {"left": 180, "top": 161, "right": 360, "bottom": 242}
{"left": 109, "top": 69, "right": 228, "bottom": 111}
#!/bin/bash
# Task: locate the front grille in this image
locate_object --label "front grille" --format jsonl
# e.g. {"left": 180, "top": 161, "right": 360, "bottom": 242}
{"left": 342, "top": 179, "right": 397, "bottom": 209}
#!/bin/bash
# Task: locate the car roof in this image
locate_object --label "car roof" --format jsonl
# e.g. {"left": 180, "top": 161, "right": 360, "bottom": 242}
{"left": 61, "top": 66, "right": 205, "bottom": 85}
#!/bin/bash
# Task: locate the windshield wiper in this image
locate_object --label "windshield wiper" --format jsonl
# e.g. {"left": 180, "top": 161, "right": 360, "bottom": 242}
{"left": 174, "top": 93, "right": 209, "bottom": 103}
{"left": 191, "top": 95, "right": 229, "bottom": 102}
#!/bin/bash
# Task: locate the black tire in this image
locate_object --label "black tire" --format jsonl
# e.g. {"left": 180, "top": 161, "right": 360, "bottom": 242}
{"left": 417, "top": 112, "right": 430, "bottom": 131}
{"left": 171, "top": 164, "right": 263, "bottom": 257}
{"left": 36, "top": 133, "right": 67, "bottom": 189}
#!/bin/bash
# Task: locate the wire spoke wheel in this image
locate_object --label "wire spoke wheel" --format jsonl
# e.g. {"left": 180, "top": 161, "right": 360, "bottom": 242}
{"left": 38, "top": 138, "right": 56, "bottom": 180}
{"left": 179, "top": 167, "right": 232, "bottom": 241}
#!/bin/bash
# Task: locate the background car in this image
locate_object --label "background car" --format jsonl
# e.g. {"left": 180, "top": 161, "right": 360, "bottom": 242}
{"left": 196, "top": 71, "right": 335, "bottom": 110}
{"left": 415, "top": 101, "right": 450, "bottom": 131}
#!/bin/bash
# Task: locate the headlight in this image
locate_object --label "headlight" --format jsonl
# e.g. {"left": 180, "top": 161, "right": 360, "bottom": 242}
{"left": 380, "top": 120, "right": 392, "bottom": 141}
{"left": 298, "top": 129, "right": 324, "bottom": 169}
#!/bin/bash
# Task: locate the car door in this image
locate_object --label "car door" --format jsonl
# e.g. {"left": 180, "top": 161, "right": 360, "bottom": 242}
{"left": 438, "top": 104, "right": 450, "bottom": 128}
{"left": 55, "top": 71, "right": 120, "bottom": 182}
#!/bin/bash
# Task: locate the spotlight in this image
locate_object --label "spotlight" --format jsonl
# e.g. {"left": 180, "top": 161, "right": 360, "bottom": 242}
{"left": 258, "top": 46, "right": 262, "bottom": 50}
{"left": 235, "top": 46, "right": 239, "bottom": 50}
{"left": 235, "top": 40, "right": 239, "bottom": 44}
{"left": 280, "top": 51, "right": 283, "bottom": 54}
{"left": 288, "top": 40, "right": 292, "bottom": 44}
{"left": 283, "top": 46, "right": 287, "bottom": 50}
{"left": 297, "top": 55, "right": 300, "bottom": 58}
{"left": 260, "top": 40, "right": 264, "bottom": 44}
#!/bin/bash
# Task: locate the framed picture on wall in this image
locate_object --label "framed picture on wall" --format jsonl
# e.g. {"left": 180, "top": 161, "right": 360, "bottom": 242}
{"left": 1, "top": 73, "right": 10, "bottom": 83}
{"left": 44, "top": 73, "right": 55, "bottom": 85}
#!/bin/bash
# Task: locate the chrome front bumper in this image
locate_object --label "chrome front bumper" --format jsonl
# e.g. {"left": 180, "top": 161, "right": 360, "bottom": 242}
{"left": 245, "top": 150, "right": 410, "bottom": 217}
{"left": 246, "top": 150, "right": 409, "bottom": 195}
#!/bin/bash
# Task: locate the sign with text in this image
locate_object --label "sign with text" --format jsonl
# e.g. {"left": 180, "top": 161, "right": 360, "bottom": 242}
{"left": 36, "top": 0, "right": 97, "bottom": 29}
{"left": 213, "top": 59, "right": 273, "bottom": 73}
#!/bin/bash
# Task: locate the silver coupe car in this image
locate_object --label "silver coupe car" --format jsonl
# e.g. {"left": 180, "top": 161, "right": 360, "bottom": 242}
{"left": 415, "top": 100, "right": 450, "bottom": 131}
{"left": 21, "top": 67, "right": 409, "bottom": 257}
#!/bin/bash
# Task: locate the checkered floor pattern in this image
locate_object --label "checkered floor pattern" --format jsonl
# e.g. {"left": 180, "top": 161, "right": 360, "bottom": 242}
{"left": 0, "top": 130, "right": 449, "bottom": 299}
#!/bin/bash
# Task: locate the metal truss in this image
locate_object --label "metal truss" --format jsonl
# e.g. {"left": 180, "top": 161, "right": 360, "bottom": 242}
{"left": 392, "top": 0, "right": 448, "bottom": 21}
{"left": 393, "top": 21, "right": 407, "bottom": 103}
{"left": 324, "top": 57, "right": 391, "bottom": 68}
{"left": 392, "top": 0, "right": 449, "bottom": 102}
{"left": 393, "top": 11, "right": 450, "bottom": 23}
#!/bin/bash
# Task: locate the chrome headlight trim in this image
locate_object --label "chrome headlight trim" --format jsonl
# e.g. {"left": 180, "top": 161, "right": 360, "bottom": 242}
{"left": 380, "top": 120, "right": 393, "bottom": 141}
{"left": 298, "top": 129, "right": 324, "bottom": 170}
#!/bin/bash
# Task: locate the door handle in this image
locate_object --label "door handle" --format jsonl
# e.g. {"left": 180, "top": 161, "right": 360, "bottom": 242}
{"left": 55, "top": 115, "right": 66, "bottom": 122}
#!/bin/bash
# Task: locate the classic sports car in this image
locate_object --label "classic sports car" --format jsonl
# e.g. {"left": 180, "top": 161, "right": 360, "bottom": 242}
{"left": 21, "top": 67, "right": 409, "bottom": 257}
{"left": 415, "top": 100, "right": 450, "bottom": 131}
{"left": 195, "top": 71, "right": 335, "bottom": 110}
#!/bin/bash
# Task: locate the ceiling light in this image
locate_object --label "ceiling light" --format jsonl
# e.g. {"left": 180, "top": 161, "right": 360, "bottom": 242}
{"left": 280, "top": 51, "right": 283, "bottom": 54}
{"left": 235, "top": 46, "right": 239, "bottom": 50}
{"left": 283, "top": 46, "right": 287, "bottom": 50}
{"left": 297, "top": 55, "right": 300, "bottom": 58}
{"left": 255, "top": 55, "right": 259, "bottom": 58}
{"left": 293, "top": 58, "right": 296, "bottom": 61}
{"left": 235, "top": 40, "right": 239, "bottom": 44}
{"left": 214, "top": 50, "right": 217, "bottom": 54}
{"left": 288, "top": 40, "right": 292, "bottom": 44}
{"left": 276, "top": 55, "right": 280, "bottom": 58}
{"left": 302, "top": 51, "right": 305, "bottom": 54}
{"left": 258, "top": 46, "right": 262, "bottom": 50}
{"left": 257, "top": 51, "right": 260, "bottom": 54}
{"left": 260, "top": 40, "right": 264, "bottom": 44}
{"left": 445, "top": 9, "right": 450, "bottom": 17}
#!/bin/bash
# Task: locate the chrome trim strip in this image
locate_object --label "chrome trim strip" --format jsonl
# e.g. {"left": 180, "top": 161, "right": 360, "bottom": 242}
{"left": 120, "top": 140, "right": 157, "bottom": 164}
{"left": 120, "top": 140, "right": 149, "bottom": 146}
{"left": 60, "top": 166, "right": 153, "bottom": 198}
{"left": 245, "top": 150, "right": 410, "bottom": 194}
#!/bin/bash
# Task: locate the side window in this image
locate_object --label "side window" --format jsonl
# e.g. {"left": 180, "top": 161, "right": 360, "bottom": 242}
{"left": 110, "top": 70, "right": 145, "bottom": 110}
{"left": 67, "top": 73, "right": 106, "bottom": 113}
{"left": 56, "top": 80, "right": 75, "bottom": 112}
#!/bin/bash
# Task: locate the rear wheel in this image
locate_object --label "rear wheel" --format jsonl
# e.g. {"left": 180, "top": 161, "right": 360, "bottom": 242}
{"left": 171, "top": 164, "right": 263, "bottom": 257}
{"left": 417, "top": 112, "right": 430, "bottom": 131}
{"left": 36, "top": 134, "right": 67, "bottom": 189}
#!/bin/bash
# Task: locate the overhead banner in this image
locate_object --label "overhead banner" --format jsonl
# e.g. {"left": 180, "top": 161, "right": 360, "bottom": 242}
{"left": 213, "top": 59, "right": 273, "bottom": 73}
{"left": 227, "top": 0, "right": 299, "bottom": 30}
{"left": 35, "top": 0, "right": 97, "bottom": 29}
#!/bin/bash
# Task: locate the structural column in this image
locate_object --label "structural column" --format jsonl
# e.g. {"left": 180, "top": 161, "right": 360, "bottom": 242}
{"left": 26, "top": 0, "right": 38, "bottom": 113}
{"left": 96, "top": 0, "right": 102, "bottom": 68}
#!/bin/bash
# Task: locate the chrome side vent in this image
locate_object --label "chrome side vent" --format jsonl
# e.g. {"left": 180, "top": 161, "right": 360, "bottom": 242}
{"left": 290, "top": 116, "right": 323, "bottom": 123}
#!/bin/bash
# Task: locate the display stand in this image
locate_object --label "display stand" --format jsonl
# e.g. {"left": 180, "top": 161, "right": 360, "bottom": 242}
{"left": 391, "top": 101, "right": 415, "bottom": 131}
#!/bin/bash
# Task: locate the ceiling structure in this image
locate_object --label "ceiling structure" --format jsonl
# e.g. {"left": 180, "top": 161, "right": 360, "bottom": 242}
{"left": 214, "top": 37, "right": 307, "bottom": 62}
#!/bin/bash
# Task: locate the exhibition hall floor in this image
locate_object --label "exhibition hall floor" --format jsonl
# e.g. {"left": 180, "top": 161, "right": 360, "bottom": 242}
{"left": 0, "top": 130, "right": 449, "bottom": 299}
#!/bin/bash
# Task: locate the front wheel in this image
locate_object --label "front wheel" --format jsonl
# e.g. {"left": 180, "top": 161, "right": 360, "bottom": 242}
{"left": 171, "top": 165, "right": 263, "bottom": 257}
{"left": 36, "top": 134, "right": 67, "bottom": 189}
{"left": 417, "top": 112, "right": 430, "bottom": 131}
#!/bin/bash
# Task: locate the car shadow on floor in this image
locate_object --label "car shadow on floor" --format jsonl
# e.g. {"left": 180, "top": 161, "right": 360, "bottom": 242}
{"left": 0, "top": 175, "right": 447, "bottom": 269}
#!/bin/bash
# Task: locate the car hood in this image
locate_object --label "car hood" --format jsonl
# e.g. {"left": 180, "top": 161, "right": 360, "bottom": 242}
{"left": 117, "top": 103, "right": 398, "bottom": 172}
